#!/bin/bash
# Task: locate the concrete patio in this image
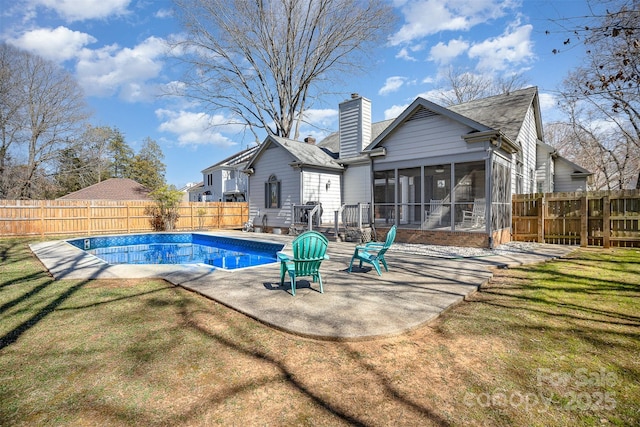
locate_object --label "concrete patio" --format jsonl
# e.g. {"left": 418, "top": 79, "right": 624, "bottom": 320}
{"left": 30, "top": 231, "right": 575, "bottom": 340}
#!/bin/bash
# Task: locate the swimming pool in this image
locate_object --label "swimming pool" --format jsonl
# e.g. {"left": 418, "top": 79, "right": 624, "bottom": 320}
{"left": 66, "top": 233, "right": 285, "bottom": 270}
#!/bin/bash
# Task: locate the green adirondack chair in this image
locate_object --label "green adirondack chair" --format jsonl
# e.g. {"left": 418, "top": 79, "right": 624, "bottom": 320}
{"left": 348, "top": 225, "right": 396, "bottom": 276}
{"left": 277, "top": 231, "right": 329, "bottom": 296}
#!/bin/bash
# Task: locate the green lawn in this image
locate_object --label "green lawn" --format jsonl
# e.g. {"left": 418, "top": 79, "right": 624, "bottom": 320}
{"left": 1, "top": 238, "right": 639, "bottom": 426}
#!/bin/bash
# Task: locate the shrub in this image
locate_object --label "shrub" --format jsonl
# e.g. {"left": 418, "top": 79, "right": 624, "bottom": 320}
{"left": 145, "top": 185, "right": 183, "bottom": 231}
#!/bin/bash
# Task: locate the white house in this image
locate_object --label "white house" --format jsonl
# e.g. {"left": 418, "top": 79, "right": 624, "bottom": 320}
{"left": 191, "top": 145, "right": 259, "bottom": 202}
{"left": 243, "top": 87, "right": 591, "bottom": 247}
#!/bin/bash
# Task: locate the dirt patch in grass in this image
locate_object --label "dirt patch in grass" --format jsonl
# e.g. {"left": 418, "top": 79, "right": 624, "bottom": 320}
{"left": 1, "top": 240, "right": 639, "bottom": 426}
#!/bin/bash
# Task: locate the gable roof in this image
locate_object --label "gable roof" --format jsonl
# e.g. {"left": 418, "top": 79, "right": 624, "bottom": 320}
{"left": 57, "top": 178, "right": 151, "bottom": 200}
{"left": 202, "top": 145, "right": 260, "bottom": 173}
{"left": 538, "top": 141, "right": 592, "bottom": 176}
{"left": 246, "top": 135, "right": 343, "bottom": 171}
{"left": 366, "top": 86, "right": 541, "bottom": 153}
{"left": 448, "top": 86, "right": 540, "bottom": 144}
{"left": 366, "top": 96, "right": 495, "bottom": 152}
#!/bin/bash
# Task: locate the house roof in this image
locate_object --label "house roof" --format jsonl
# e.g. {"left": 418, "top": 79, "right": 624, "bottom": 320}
{"left": 366, "top": 97, "right": 496, "bottom": 151}
{"left": 538, "top": 141, "right": 592, "bottom": 176}
{"left": 202, "top": 145, "right": 260, "bottom": 173}
{"left": 366, "top": 86, "right": 541, "bottom": 153}
{"left": 448, "top": 86, "right": 540, "bottom": 144}
{"left": 57, "top": 178, "right": 151, "bottom": 200}
{"left": 186, "top": 182, "right": 204, "bottom": 193}
{"left": 246, "top": 135, "right": 343, "bottom": 171}
{"left": 248, "top": 87, "right": 546, "bottom": 170}
{"left": 317, "top": 118, "right": 395, "bottom": 156}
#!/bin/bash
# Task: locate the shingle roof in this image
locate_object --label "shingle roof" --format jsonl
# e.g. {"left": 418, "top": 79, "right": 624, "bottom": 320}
{"left": 318, "top": 118, "right": 395, "bottom": 156}
{"left": 202, "top": 145, "right": 260, "bottom": 172}
{"left": 447, "top": 86, "right": 538, "bottom": 144}
{"left": 57, "top": 178, "right": 152, "bottom": 200}
{"left": 251, "top": 88, "right": 539, "bottom": 169}
{"left": 269, "top": 135, "right": 343, "bottom": 170}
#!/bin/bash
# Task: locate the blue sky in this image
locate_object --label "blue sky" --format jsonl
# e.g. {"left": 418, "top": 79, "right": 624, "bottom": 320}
{"left": 0, "top": 0, "right": 596, "bottom": 188}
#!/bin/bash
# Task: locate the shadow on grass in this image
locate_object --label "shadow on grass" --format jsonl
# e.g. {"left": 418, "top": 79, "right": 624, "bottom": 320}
{"left": 0, "top": 240, "right": 111, "bottom": 351}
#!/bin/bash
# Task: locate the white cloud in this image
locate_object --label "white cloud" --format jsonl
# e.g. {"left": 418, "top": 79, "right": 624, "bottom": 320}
{"left": 9, "top": 26, "right": 96, "bottom": 62}
{"left": 396, "top": 47, "right": 417, "bottom": 61}
{"left": 379, "top": 76, "right": 407, "bottom": 96}
{"left": 155, "top": 8, "right": 173, "bottom": 19}
{"left": 415, "top": 88, "right": 446, "bottom": 103}
{"left": 156, "top": 109, "right": 241, "bottom": 146}
{"left": 468, "top": 23, "right": 534, "bottom": 71}
{"left": 384, "top": 104, "right": 409, "bottom": 120}
{"left": 429, "top": 38, "right": 469, "bottom": 64}
{"left": 302, "top": 108, "right": 337, "bottom": 127}
{"left": 538, "top": 92, "right": 556, "bottom": 111}
{"left": 75, "top": 36, "right": 167, "bottom": 101}
{"left": 33, "top": 0, "right": 131, "bottom": 21}
{"left": 390, "top": 0, "right": 516, "bottom": 46}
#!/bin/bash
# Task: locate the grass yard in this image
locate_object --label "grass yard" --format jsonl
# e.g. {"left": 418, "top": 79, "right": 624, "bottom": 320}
{"left": 1, "top": 237, "right": 639, "bottom": 426}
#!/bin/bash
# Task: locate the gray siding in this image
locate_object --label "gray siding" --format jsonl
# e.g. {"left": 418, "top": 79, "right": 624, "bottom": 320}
{"left": 554, "top": 161, "right": 588, "bottom": 192}
{"left": 535, "top": 145, "right": 554, "bottom": 193}
{"left": 376, "top": 114, "right": 479, "bottom": 166}
{"left": 301, "top": 169, "right": 342, "bottom": 224}
{"left": 248, "top": 144, "right": 299, "bottom": 228}
{"left": 343, "top": 164, "right": 371, "bottom": 205}
{"left": 339, "top": 96, "right": 371, "bottom": 159}
{"left": 516, "top": 105, "right": 539, "bottom": 194}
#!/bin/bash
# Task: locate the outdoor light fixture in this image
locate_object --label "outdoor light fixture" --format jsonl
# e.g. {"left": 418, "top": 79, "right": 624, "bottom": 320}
{"left": 435, "top": 165, "right": 444, "bottom": 173}
{"left": 326, "top": 180, "right": 331, "bottom": 191}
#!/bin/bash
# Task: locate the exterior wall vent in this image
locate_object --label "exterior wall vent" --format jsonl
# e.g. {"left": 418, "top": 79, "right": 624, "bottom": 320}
{"left": 407, "top": 106, "right": 437, "bottom": 121}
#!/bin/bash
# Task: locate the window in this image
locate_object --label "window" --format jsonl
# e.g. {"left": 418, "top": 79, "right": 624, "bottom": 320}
{"left": 515, "top": 160, "right": 524, "bottom": 194}
{"left": 265, "top": 174, "right": 281, "bottom": 208}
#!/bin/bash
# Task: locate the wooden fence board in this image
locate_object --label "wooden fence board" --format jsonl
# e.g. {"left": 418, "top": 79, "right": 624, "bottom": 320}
{"left": 512, "top": 190, "right": 640, "bottom": 248}
{"left": 0, "top": 200, "right": 248, "bottom": 237}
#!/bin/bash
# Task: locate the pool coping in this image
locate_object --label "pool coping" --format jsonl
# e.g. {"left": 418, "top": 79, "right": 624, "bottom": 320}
{"left": 30, "top": 231, "right": 576, "bottom": 341}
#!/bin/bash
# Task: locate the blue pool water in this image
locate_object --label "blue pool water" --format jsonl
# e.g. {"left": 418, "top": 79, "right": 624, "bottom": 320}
{"left": 66, "top": 233, "right": 284, "bottom": 270}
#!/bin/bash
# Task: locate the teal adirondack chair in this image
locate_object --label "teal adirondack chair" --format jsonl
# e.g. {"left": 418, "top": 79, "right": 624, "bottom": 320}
{"left": 348, "top": 225, "right": 396, "bottom": 276}
{"left": 277, "top": 231, "right": 329, "bottom": 296}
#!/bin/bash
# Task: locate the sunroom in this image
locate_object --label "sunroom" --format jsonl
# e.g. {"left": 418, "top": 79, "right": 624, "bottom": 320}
{"left": 363, "top": 91, "right": 537, "bottom": 248}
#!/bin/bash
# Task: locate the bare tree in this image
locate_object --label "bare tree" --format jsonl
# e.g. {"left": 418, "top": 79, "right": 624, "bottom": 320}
{"left": 433, "top": 67, "right": 529, "bottom": 106}
{"left": 552, "top": 0, "right": 640, "bottom": 189}
{"left": 0, "top": 44, "right": 89, "bottom": 199}
{"left": 0, "top": 44, "right": 24, "bottom": 198}
{"left": 171, "top": 0, "right": 395, "bottom": 141}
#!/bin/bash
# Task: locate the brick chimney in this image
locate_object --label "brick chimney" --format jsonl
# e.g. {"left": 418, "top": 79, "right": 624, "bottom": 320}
{"left": 338, "top": 93, "right": 371, "bottom": 159}
{"left": 304, "top": 136, "right": 316, "bottom": 144}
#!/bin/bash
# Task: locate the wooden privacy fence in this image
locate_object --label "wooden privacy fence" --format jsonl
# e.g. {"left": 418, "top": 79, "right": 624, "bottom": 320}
{"left": 0, "top": 200, "right": 249, "bottom": 238}
{"left": 512, "top": 190, "right": 640, "bottom": 248}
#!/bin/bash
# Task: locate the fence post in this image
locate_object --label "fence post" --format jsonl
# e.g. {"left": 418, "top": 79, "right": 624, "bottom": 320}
{"left": 537, "top": 194, "right": 545, "bottom": 243}
{"left": 40, "top": 201, "right": 45, "bottom": 238}
{"left": 580, "top": 194, "right": 588, "bottom": 247}
{"left": 603, "top": 194, "right": 610, "bottom": 248}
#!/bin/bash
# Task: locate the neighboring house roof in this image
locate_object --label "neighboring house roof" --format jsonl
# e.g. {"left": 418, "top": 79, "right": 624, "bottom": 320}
{"left": 246, "top": 135, "right": 343, "bottom": 171}
{"left": 448, "top": 86, "right": 540, "bottom": 145}
{"left": 202, "top": 145, "right": 260, "bottom": 173}
{"left": 57, "top": 178, "right": 151, "bottom": 200}
{"left": 186, "top": 182, "right": 204, "bottom": 193}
